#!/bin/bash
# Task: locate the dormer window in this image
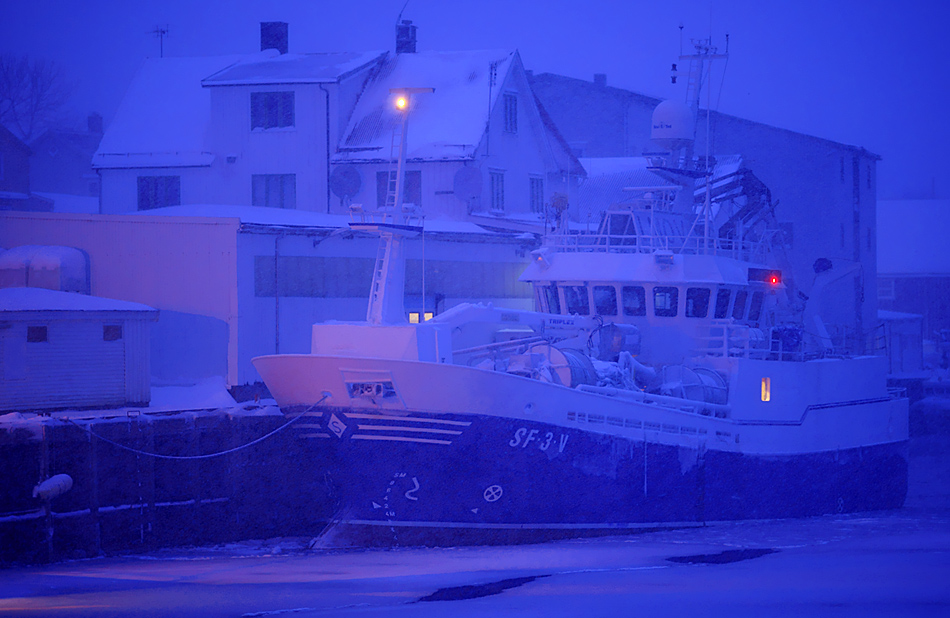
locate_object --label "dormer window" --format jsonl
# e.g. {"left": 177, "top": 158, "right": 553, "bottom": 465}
{"left": 251, "top": 92, "right": 295, "bottom": 129}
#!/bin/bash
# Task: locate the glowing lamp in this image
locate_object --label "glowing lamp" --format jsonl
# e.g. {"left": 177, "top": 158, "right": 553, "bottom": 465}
{"left": 395, "top": 96, "right": 408, "bottom": 110}
{"left": 770, "top": 275, "right": 779, "bottom": 285}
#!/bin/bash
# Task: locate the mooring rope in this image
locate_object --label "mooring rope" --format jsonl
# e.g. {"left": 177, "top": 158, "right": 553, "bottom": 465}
{"left": 61, "top": 394, "right": 329, "bottom": 461}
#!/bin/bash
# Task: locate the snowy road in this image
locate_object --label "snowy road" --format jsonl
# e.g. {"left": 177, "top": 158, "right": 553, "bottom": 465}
{"left": 1, "top": 511, "right": 948, "bottom": 617}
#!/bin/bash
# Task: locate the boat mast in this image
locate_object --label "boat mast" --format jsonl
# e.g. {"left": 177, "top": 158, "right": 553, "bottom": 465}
{"left": 352, "top": 88, "right": 433, "bottom": 325}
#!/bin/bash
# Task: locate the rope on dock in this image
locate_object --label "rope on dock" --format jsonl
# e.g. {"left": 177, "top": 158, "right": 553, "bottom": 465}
{"left": 61, "top": 394, "right": 329, "bottom": 460}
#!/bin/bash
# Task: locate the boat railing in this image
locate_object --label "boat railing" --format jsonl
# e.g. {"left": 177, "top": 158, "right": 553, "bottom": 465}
{"left": 576, "top": 383, "right": 731, "bottom": 418}
{"left": 694, "top": 321, "right": 808, "bottom": 362}
{"left": 348, "top": 203, "right": 424, "bottom": 228}
{"left": 546, "top": 229, "right": 774, "bottom": 262}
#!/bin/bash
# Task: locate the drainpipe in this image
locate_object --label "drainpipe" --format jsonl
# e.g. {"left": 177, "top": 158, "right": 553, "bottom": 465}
{"left": 319, "top": 84, "right": 332, "bottom": 213}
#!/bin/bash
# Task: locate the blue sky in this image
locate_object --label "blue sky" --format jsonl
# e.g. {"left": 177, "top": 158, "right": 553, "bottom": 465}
{"left": 2, "top": 0, "right": 946, "bottom": 199}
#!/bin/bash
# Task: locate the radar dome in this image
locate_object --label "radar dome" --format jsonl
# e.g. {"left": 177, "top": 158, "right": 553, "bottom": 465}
{"left": 651, "top": 100, "right": 694, "bottom": 150}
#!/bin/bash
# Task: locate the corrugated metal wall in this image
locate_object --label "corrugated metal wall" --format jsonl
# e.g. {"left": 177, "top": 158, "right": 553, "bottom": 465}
{"left": 0, "top": 313, "right": 152, "bottom": 412}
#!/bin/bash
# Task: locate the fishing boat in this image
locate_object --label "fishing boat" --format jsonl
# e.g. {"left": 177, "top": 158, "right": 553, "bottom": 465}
{"left": 253, "top": 87, "right": 907, "bottom": 546}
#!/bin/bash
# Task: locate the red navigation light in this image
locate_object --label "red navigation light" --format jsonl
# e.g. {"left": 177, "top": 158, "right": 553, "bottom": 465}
{"left": 770, "top": 275, "right": 779, "bottom": 285}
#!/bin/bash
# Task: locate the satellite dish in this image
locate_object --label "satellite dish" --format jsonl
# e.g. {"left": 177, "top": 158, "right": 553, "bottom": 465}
{"left": 453, "top": 166, "right": 482, "bottom": 203}
{"left": 329, "top": 165, "right": 362, "bottom": 199}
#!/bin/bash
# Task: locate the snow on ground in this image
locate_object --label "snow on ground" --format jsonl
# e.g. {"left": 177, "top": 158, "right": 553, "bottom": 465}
{"left": 0, "top": 511, "right": 947, "bottom": 617}
{"left": 147, "top": 376, "right": 238, "bottom": 411}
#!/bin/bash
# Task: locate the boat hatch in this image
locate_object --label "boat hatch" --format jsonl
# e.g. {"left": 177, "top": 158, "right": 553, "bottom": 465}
{"left": 347, "top": 381, "right": 397, "bottom": 399}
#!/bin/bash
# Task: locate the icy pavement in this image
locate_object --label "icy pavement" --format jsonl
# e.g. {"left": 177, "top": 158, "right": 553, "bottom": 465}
{"left": 0, "top": 511, "right": 947, "bottom": 617}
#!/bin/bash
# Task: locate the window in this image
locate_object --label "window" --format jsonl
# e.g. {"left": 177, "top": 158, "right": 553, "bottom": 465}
{"left": 878, "top": 277, "right": 896, "bottom": 301}
{"left": 27, "top": 326, "right": 47, "bottom": 343}
{"left": 252, "top": 174, "right": 296, "bottom": 209}
{"left": 749, "top": 291, "right": 764, "bottom": 322}
{"left": 714, "top": 289, "right": 731, "bottom": 319}
{"left": 761, "top": 377, "right": 771, "bottom": 402}
{"left": 251, "top": 92, "right": 295, "bottom": 129}
{"left": 543, "top": 284, "right": 561, "bottom": 314}
{"left": 732, "top": 290, "right": 748, "bottom": 320}
{"left": 503, "top": 93, "right": 517, "bottom": 133}
{"left": 408, "top": 312, "right": 433, "bottom": 323}
{"left": 376, "top": 171, "right": 422, "bottom": 209}
{"left": 137, "top": 176, "right": 180, "bottom": 211}
{"left": 685, "top": 288, "right": 710, "bottom": 318}
{"left": 103, "top": 325, "right": 123, "bottom": 341}
{"left": 622, "top": 286, "right": 646, "bottom": 316}
{"left": 530, "top": 176, "right": 544, "bottom": 213}
{"left": 653, "top": 286, "right": 678, "bottom": 317}
{"left": 490, "top": 170, "right": 505, "bottom": 212}
{"left": 563, "top": 285, "right": 590, "bottom": 315}
{"left": 593, "top": 286, "right": 618, "bottom": 316}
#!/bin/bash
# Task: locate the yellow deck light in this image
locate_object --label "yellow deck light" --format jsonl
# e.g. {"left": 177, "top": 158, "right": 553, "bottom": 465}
{"left": 761, "top": 377, "right": 771, "bottom": 402}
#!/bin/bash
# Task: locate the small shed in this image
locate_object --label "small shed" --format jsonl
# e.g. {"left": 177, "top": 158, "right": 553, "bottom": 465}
{"left": 0, "top": 287, "right": 158, "bottom": 411}
{"left": 879, "top": 309, "right": 924, "bottom": 376}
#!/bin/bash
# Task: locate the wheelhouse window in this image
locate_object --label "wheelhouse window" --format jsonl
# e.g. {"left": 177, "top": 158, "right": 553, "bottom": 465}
{"left": 563, "top": 285, "right": 590, "bottom": 315}
{"left": 252, "top": 174, "right": 296, "bottom": 209}
{"left": 714, "top": 289, "right": 731, "bottom": 319}
{"left": 622, "top": 286, "right": 646, "bottom": 316}
{"left": 686, "top": 287, "right": 710, "bottom": 318}
{"left": 749, "top": 291, "right": 764, "bottom": 322}
{"left": 137, "top": 176, "right": 180, "bottom": 211}
{"left": 732, "top": 290, "right": 749, "bottom": 320}
{"left": 542, "top": 284, "right": 560, "bottom": 314}
{"left": 593, "top": 285, "right": 618, "bottom": 316}
{"left": 653, "top": 286, "right": 678, "bottom": 317}
{"left": 251, "top": 92, "right": 295, "bottom": 129}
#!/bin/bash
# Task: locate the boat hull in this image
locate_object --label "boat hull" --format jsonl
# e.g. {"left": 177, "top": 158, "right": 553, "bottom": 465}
{"left": 293, "top": 404, "right": 908, "bottom": 545}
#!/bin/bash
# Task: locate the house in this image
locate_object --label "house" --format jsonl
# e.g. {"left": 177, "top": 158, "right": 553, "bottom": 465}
{"left": 93, "top": 23, "right": 582, "bottom": 225}
{"left": 877, "top": 199, "right": 950, "bottom": 340}
{"left": 0, "top": 124, "right": 52, "bottom": 212}
{"left": 29, "top": 114, "right": 104, "bottom": 198}
{"left": 0, "top": 287, "right": 157, "bottom": 411}
{"left": 530, "top": 72, "right": 881, "bottom": 349}
{"left": 331, "top": 48, "right": 583, "bottom": 225}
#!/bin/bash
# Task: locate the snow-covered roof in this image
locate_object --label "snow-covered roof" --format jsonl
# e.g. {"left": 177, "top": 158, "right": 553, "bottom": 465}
{"left": 134, "top": 204, "right": 494, "bottom": 235}
{"left": 201, "top": 50, "right": 385, "bottom": 85}
{"left": 35, "top": 192, "right": 99, "bottom": 215}
{"left": 877, "top": 199, "right": 950, "bottom": 276}
{"left": 93, "top": 55, "right": 243, "bottom": 170}
{"left": 335, "top": 50, "right": 516, "bottom": 162}
{"left": 0, "top": 287, "right": 157, "bottom": 313}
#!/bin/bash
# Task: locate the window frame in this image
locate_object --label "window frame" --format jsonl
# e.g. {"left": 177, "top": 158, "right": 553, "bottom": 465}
{"left": 529, "top": 176, "right": 544, "bottom": 214}
{"left": 732, "top": 289, "right": 749, "bottom": 320}
{"left": 103, "top": 324, "right": 123, "bottom": 342}
{"left": 490, "top": 170, "right": 505, "bottom": 212}
{"left": 562, "top": 285, "right": 590, "bottom": 316}
{"left": 252, "top": 174, "right": 297, "bottom": 209}
{"left": 250, "top": 91, "right": 295, "bottom": 130}
{"left": 653, "top": 286, "right": 679, "bottom": 317}
{"left": 621, "top": 285, "right": 646, "bottom": 317}
{"left": 136, "top": 175, "right": 181, "bottom": 211}
{"left": 27, "top": 325, "right": 48, "bottom": 343}
{"left": 503, "top": 93, "right": 518, "bottom": 133}
{"left": 685, "top": 287, "right": 711, "bottom": 318}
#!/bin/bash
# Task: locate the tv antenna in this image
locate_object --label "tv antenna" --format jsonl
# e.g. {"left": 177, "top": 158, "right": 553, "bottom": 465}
{"left": 151, "top": 25, "right": 170, "bottom": 57}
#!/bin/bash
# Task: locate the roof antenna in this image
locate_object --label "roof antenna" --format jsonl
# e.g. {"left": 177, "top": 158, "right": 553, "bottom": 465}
{"left": 151, "top": 25, "right": 169, "bottom": 58}
{"left": 396, "top": 0, "right": 410, "bottom": 27}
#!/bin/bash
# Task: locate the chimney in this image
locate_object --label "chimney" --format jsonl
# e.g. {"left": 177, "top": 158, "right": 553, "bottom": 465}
{"left": 396, "top": 20, "right": 417, "bottom": 54}
{"left": 87, "top": 112, "right": 103, "bottom": 135}
{"left": 261, "top": 22, "right": 288, "bottom": 54}
{"left": 593, "top": 73, "right": 607, "bottom": 87}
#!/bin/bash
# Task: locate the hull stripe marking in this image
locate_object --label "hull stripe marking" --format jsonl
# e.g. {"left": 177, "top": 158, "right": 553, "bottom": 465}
{"left": 356, "top": 424, "right": 463, "bottom": 435}
{"left": 344, "top": 413, "right": 471, "bottom": 426}
{"left": 351, "top": 435, "right": 452, "bottom": 445}
{"left": 299, "top": 432, "right": 332, "bottom": 438}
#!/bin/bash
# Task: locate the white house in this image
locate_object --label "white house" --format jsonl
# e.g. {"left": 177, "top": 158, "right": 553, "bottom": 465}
{"left": 0, "top": 287, "right": 157, "bottom": 411}
{"left": 93, "top": 24, "right": 582, "bottom": 224}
